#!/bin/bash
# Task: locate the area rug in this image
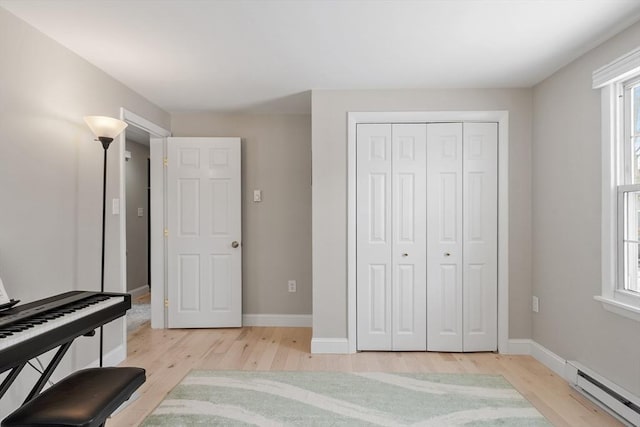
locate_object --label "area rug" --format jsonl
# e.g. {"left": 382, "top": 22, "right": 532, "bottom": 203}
{"left": 141, "top": 371, "right": 550, "bottom": 426}
{"left": 127, "top": 302, "right": 150, "bottom": 332}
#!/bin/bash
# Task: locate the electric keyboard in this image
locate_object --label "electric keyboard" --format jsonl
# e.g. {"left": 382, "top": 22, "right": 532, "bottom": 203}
{"left": 0, "top": 291, "right": 131, "bottom": 373}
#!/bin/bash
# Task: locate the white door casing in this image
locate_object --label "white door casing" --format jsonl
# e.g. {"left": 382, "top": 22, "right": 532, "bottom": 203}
{"left": 426, "top": 123, "right": 464, "bottom": 351}
{"left": 343, "top": 111, "right": 508, "bottom": 356}
{"left": 167, "top": 137, "right": 242, "bottom": 328}
{"left": 356, "top": 124, "right": 427, "bottom": 351}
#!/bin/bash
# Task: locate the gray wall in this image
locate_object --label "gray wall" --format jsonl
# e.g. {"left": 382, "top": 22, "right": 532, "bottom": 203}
{"left": 126, "top": 140, "right": 150, "bottom": 292}
{"left": 311, "top": 89, "right": 533, "bottom": 340}
{"left": 171, "top": 113, "right": 312, "bottom": 315}
{"left": 532, "top": 21, "right": 640, "bottom": 395}
{"left": 0, "top": 8, "right": 169, "bottom": 415}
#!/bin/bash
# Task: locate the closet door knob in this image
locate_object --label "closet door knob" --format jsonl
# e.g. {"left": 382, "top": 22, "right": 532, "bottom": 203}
{"left": 444, "top": 252, "right": 451, "bottom": 257}
{"left": 231, "top": 241, "right": 239, "bottom": 248}
{"left": 402, "top": 253, "right": 408, "bottom": 257}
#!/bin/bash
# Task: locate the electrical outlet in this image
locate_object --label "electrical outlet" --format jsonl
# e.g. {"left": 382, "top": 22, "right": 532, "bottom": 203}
{"left": 532, "top": 296, "right": 539, "bottom": 313}
{"left": 288, "top": 280, "right": 297, "bottom": 292}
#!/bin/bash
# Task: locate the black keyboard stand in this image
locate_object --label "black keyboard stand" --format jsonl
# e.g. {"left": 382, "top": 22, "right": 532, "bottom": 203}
{"left": 0, "top": 330, "right": 82, "bottom": 403}
{"left": 0, "top": 333, "right": 74, "bottom": 403}
{"left": 24, "top": 340, "right": 73, "bottom": 403}
{"left": 0, "top": 365, "right": 24, "bottom": 401}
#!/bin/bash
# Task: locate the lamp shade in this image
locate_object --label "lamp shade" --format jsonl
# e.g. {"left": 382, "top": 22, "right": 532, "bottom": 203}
{"left": 84, "top": 116, "right": 128, "bottom": 140}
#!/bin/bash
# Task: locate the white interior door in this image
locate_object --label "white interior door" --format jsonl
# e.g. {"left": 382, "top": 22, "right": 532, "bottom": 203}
{"left": 356, "top": 124, "right": 426, "bottom": 351}
{"left": 426, "top": 123, "right": 464, "bottom": 352}
{"left": 463, "top": 123, "right": 498, "bottom": 351}
{"left": 167, "top": 137, "right": 242, "bottom": 328}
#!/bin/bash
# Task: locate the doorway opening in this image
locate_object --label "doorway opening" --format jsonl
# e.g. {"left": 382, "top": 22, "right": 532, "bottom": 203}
{"left": 117, "top": 108, "right": 171, "bottom": 356}
{"left": 124, "top": 124, "right": 151, "bottom": 335}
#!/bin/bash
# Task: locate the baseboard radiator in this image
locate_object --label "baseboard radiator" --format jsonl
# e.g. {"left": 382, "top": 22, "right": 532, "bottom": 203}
{"left": 566, "top": 361, "right": 640, "bottom": 426}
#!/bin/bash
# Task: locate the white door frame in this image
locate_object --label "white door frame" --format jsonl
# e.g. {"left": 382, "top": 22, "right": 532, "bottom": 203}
{"left": 118, "top": 108, "right": 171, "bottom": 340}
{"left": 347, "top": 111, "right": 509, "bottom": 354}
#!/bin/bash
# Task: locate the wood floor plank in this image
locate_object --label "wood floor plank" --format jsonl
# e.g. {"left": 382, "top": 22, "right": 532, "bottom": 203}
{"left": 111, "top": 326, "right": 623, "bottom": 426}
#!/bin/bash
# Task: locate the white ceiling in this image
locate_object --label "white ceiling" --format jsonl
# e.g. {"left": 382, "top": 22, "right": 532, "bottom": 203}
{"left": 2, "top": 0, "right": 640, "bottom": 114}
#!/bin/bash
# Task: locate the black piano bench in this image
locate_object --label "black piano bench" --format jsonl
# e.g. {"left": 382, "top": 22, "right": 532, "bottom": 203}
{"left": 2, "top": 367, "right": 145, "bottom": 427}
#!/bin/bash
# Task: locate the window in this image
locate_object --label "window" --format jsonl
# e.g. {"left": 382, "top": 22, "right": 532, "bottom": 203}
{"left": 619, "top": 81, "right": 640, "bottom": 295}
{"left": 594, "top": 47, "right": 640, "bottom": 320}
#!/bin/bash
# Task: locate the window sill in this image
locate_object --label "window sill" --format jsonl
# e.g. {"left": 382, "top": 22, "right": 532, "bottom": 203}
{"left": 594, "top": 295, "right": 640, "bottom": 322}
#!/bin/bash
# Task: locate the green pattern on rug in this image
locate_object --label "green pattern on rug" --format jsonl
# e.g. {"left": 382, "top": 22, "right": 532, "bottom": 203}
{"left": 142, "top": 371, "right": 551, "bottom": 426}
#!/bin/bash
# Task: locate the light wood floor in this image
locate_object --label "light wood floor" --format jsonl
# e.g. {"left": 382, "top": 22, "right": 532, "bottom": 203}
{"left": 111, "top": 324, "right": 621, "bottom": 426}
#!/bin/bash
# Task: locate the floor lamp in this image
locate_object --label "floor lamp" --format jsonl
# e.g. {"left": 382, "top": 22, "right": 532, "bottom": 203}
{"left": 84, "top": 116, "right": 128, "bottom": 367}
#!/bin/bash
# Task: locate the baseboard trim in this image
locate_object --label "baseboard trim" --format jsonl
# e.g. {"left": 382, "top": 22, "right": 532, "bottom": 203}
{"left": 530, "top": 341, "right": 567, "bottom": 378}
{"left": 507, "top": 339, "right": 567, "bottom": 378}
{"left": 311, "top": 338, "right": 350, "bottom": 354}
{"left": 83, "top": 344, "right": 126, "bottom": 369}
{"left": 242, "top": 314, "right": 311, "bottom": 327}
{"left": 128, "top": 285, "right": 150, "bottom": 298}
{"left": 506, "top": 338, "right": 533, "bottom": 355}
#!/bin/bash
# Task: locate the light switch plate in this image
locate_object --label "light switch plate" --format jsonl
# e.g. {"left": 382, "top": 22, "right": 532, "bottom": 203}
{"left": 112, "top": 198, "right": 120, "bottom": 215}
{"left": 138, "top": 207, "right": 144, "bottom": 217}
{"left": 253, "top": 189, "right": 262, "bottom": 202}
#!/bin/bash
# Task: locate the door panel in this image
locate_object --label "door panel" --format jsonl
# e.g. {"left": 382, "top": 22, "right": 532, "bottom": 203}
{"left": 178, "top": 254, "right": 200, "bottom": 311}
{"left": 357, "top": 123, "right": 427, "bottom": 350}
{"left": 178, "top": 179, "right": 199, "bottom": 235}
{"left": 167, "top": 137, "right": 242, "bottom": 328}
{"left": 369, "top": 264, "right": 388, "bottom": 332}
{"left": 210, "top": 254, "right": 231, "bottom": 310}
{"left": 440, "top": 265, "right": 459, "bottom": 333}
{"left": 463, "top": 123, "right": 498, "bottom": 351}
{"left": 357, "top": 124, "right": 393, "bottom": 350}
{"left": 210, "top": 180, "right": 230, "bottom": 234}
{"left": 427, "top": 123, "right": 463, "bottom": 352}
{"left": 391, "top": 124, "right": 426, "bottom": 351}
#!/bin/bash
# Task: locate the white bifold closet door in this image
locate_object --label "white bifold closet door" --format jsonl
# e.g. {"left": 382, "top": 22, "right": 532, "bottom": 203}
{"left": 357, "top": 121, "right": 497, "bottom": 352}
{"left": 426, "top": 122, "right": 497, "bottom": 352}
{"left": 356, "top": 124, "right": 427, "bottom": 351}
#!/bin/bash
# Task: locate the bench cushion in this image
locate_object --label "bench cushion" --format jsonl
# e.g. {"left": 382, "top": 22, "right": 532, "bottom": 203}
{"left": 2, "top": 367, "right": 145, "bottom": 427}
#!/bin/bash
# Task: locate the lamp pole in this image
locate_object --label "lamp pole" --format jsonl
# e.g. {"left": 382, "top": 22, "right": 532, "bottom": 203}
{"left": 98, "top": 136, "right": 113, "bottom": 368}
{"left": 84, "top": 116, "right": 127, "bottom": 368}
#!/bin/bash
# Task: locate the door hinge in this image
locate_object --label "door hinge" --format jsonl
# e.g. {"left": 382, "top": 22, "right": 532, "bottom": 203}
{"left": 163, "top": 157, "right": 168, "bottom": 166}
{"left": 164, "top": 229, "right": 168, "bottom": 237}
{"left": 164, "top": 299, "right": 169, "bottom": 308}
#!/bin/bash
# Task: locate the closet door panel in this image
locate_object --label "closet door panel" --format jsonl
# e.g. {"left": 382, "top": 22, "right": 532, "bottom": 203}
{"left": 463, "top": 123, "right": 498, "bottom": 351}
{"left": 427, "top": 123, "right": 463, "bottom": 352}
{"left": 356, "top": 124, "right": 393, "bottom": 350}
{"left": 391, "top": 124, "right": 426, "bottom": 351}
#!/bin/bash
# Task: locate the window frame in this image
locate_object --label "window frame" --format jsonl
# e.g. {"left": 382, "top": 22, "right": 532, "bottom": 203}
{"left": 617, "top": 186, "right": 640, "bottom": 296}
{"left": 594, "top": 46, "right": 640, "bottom": 321}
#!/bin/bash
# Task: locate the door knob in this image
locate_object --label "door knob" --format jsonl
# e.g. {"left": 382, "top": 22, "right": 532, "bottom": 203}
{"left": 402, "top": 253, "right": 408, "bottom": 257}
{"left": 444, "top": 252, "right": 451, "bottom": 256}
{"left": 231, "top": 241, "right": 239, "bottom": 248}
